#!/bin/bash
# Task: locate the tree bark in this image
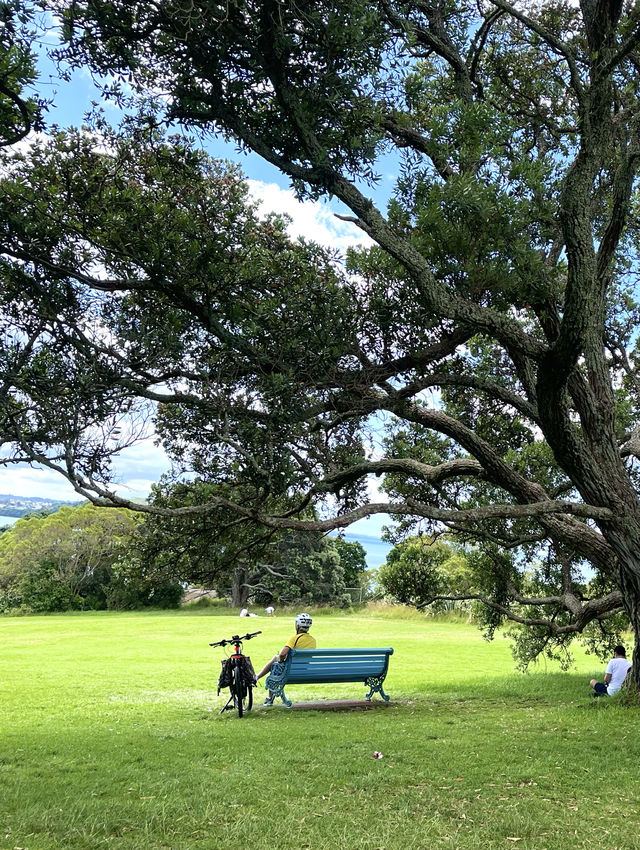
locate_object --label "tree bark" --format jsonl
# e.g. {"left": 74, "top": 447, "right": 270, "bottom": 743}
{"left": 230, "top": 567, "right": 250, "bottom": 608}
{"left": 601, "top": 520, "right": 640, "bottom": 689}
{"left": 623, "top": 577, "right": 640, "bottom": 691}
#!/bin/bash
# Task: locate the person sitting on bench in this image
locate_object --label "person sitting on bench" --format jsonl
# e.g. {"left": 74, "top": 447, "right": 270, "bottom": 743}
{"left": 256, "top": 612, "right": 316, "bottom": 705}
{"left": 590, "top": 645, "right": 632, "bottom": 697}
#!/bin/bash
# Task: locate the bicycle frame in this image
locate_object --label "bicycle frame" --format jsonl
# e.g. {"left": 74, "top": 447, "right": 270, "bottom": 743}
{"left": 211, "top": 631, "right": 261, "bottom": 717}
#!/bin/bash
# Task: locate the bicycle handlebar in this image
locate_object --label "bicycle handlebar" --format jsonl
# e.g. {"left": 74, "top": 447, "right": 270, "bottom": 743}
{"left": 209, "top": 630, "right": 262, "bottom": 647}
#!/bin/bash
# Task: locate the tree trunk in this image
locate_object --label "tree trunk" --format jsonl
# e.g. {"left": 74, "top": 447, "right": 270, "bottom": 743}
{"left": 598, "top": 516, "right": 640, "bottom": 691}
{"left": 230, "top": 567, "right": 250, "bottom": 608}
{"left": 617, "top": 564, "right": 640, "bottom": 691}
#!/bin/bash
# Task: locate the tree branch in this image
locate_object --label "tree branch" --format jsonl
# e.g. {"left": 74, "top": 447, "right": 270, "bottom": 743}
{"left": 395, "top": 372, "right": 539, "bottom": 423}
{"left": 487, "top": 0, "right": 585, "bottom": 105}
{"left": 18, "top": 446, "right": 615, "bottom": 529}
{"left": 316, "top": 457, "right": 485, "bottom": 495}
{"left": 0, "top": 80, "right": 33, "bottom": 147}
{"left": 421, "top": 588, "right": 624, "bottom": 634}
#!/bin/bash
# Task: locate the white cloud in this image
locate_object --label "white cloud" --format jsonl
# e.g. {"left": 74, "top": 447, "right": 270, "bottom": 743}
{"left": 112, "top": 478, "right": 161, "bottom": 499}
{"left": 246, "top": 180, "right": 372, "bottom": 254}
{"left": 0, "top": 466, "right": 80, "bottom": 501}
{"left": 106, "top": 439, "right": 172, "bottom": 500}
{"left": 365, "top": 471, "right": 388, "bottom": 503}
{"left": 347, "top": 513, "right": 391, "bottom": 540}
{"left": 114, "top": 438, "right": 170, "bottom": 473}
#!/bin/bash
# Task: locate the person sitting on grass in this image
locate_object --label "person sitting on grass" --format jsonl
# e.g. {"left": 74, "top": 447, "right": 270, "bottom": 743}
{"left": 590, "top": 645, "right": 632, "bottom": 697}
{"left": 255, "top": 612, "right": 316, "bottom": 706}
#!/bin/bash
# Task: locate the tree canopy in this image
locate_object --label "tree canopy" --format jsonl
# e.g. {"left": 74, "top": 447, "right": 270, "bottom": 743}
{"left": 379, "top": 537, "right": 476, "bottom": 612}
{"left": 136, "top": 479, "right": 358, "bottom": 608}
{"left": 0, "top": 503, "right": 182, "bottom": 611}
{"left": 3, "top": 1, "right": 640, "bottom": 679}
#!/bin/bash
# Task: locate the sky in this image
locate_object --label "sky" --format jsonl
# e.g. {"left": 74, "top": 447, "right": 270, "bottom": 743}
{"left": 1, "top": 38, "right": 397, "bottom": 569}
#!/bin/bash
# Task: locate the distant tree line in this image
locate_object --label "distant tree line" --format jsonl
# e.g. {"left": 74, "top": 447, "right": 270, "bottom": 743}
{"left": 0, "top": 505, "right": 183, "bottom": 612}
{"left": 133, "top": 479, "right": 371, "bottom": 609}
{"left": 0, "top": 502, "right": 369, "bottom": 614}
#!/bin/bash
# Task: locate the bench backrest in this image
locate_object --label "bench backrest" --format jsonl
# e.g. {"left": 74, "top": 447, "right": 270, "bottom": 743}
{"left": 286, "top": 647, "right": 394, "bottom": 684}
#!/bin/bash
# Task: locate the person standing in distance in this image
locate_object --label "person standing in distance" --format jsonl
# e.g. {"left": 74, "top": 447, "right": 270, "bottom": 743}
{"left": 255, "top": 613, "right": 316, "bottom": 705}
{"left": 590, "top": 645, "right": 632, "bottom": 697}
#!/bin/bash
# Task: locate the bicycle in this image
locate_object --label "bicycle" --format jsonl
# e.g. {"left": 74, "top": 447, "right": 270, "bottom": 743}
{"left": 210, "top": 630, "right": 261, "bottom": 717}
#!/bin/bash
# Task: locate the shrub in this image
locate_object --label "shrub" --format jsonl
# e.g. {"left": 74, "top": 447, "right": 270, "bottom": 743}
{"left": 18, "top": 560, "right": 74, "bottom": 612}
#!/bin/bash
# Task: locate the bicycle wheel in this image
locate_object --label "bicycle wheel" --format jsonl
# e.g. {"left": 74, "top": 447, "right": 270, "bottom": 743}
{"left": 232, "top": 662, "right": 253, "bottom": 717}
{"left": 243, "top": 676, "right": 253, "bottom": 714}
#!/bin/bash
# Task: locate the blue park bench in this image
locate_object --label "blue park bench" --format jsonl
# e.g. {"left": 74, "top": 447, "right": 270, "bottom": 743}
{"left": 264, "top": 646, "right": 394, "bottom": 707}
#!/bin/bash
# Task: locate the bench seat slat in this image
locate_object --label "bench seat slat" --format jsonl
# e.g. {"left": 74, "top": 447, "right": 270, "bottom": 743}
{"left": 293, "top": 658, "right": 387, "bottom": 665}
{"left": 287, "top": 648, "right": 394, "bottom": 657}
{"left": 301, "top": 655, "right": 389, "bottom": 662}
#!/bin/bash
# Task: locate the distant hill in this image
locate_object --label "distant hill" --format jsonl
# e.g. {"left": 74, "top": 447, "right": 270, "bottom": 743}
{"left": 0, "top": 494, "right": 85, "bottom": 518}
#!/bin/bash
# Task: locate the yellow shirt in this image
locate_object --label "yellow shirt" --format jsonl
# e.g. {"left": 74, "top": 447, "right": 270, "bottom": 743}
{"left": 285, "top": 632, "right": 316, "bottom": 650}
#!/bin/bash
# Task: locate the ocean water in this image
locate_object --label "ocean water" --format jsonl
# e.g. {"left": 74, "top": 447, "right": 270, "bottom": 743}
{"left": 0, "top": 515, "right": 18, "bottom": 526}
{"left": 340, "top": 532, "right": 392, "bottom": 570}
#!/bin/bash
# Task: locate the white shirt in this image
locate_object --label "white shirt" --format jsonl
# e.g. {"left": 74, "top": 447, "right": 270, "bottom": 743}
{"left": 605, "top": 657, "right": 632, "bottom": 694}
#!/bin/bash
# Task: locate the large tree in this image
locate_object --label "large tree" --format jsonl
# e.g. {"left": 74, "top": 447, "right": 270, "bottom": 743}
{"left": 4, "top": 1, "right": 640, "bottom": 679}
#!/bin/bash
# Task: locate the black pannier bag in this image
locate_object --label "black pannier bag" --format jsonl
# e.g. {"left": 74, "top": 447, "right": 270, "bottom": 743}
{"left": 217, "top": 658, "right": 233, "bottom": 693}
{"left": 217, "top": 656, "right": 256, "bottom": 694}
{"left": 240, "top": 655, "right": 256, "bottom": 683}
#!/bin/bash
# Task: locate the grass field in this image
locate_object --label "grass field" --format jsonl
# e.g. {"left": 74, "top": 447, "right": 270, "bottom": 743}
{"left": 1, "top": 608, "right": 639, "bottom": 850}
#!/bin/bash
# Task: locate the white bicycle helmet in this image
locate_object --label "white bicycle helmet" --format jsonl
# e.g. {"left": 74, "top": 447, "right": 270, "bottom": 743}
{"left": 295, "top": 612, "right": 312, "bottom": 631}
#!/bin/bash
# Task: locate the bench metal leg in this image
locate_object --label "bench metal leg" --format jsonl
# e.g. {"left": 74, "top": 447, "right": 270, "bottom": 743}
{"left": 364, "top": 675, "right": 390, "bottom": 702}
{"left": 265, "top": 684, "right": 292, "bottom": 707}
{"left": 265, "top": 662, "right": 293, "bottom": 707}
{"left": 280, "top": 690, "right": 292, "bottom": 708}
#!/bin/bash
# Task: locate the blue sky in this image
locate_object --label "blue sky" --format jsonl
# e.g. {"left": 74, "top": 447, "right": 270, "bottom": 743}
{"left": 1, "top": 43, "right": 397, "bottom": 569}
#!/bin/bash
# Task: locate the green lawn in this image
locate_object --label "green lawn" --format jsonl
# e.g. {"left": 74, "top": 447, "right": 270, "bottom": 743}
{"left": 1, "top": 609, "right": 638, "bottom": 850}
